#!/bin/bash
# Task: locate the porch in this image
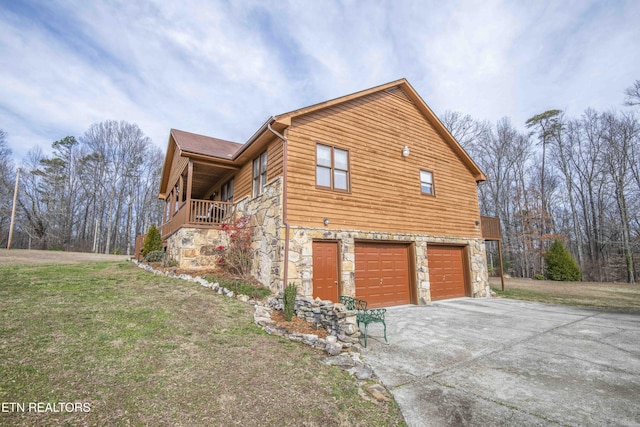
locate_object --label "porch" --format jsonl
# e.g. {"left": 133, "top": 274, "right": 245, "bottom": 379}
{"left": 160, "top": 199, "right": 235, "bottom": 239}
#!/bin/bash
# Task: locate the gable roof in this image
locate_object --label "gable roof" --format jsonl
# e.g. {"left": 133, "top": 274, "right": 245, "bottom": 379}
{"left": 272, "top": 78, "right": 486, "bottom": 182}
{"left": 160, "top": 78, "right": 486, "bottom": 196}
{"left": 171, "top": 128, "right": 241, "bottom": 160}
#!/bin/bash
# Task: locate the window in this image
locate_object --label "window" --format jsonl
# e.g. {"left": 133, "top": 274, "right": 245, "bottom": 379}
{"left": 420, "top": 170, "right": 434, "bottom": 195}
{"left": 221, "top": 177, "right": 234, "bottom": 203}
{"left": 253, "top": 151, "right": 268, "bottom": 197}
{"left": 316, "top": 144, "right": 350, "bottom": 191}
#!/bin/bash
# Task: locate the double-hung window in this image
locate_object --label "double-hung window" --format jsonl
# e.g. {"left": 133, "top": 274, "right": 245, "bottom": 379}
{"left": 316, "top": 144, "right": 349, "bottom": 191}
{"left": 420, "top": 169, "right": 435, "bottom": 196}
{"left": 253, "top": 151, "right": 268, "bottom": 197}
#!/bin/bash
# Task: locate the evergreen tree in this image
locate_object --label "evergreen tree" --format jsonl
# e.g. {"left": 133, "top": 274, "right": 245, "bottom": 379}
{"left": 142, "top": 224, "right": 163, "bottom": 258}
{"left": 544, "top": 239, "right": 582, "bottom": 281}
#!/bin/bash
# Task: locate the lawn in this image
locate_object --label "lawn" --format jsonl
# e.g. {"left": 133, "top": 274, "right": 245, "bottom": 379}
{"left": 0, "top": 259, "right": 404, "bottom": 426}
{"left": 490, "top": 277, "right": 640, "bottom": 313}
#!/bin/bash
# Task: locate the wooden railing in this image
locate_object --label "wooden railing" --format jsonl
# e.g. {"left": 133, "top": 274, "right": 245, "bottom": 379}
{"left": 160, "top": 199, "right": 234, "bottom": 239}
{"left": 480, "top": 216, "right": 501, "bottom": 240}
{"left": 190, "top": 200, "right": 234, "bottom": 225}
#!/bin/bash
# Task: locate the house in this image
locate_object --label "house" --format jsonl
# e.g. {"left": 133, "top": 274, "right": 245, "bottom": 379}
{"left": 158, "top": 78, "right": 495, "bottom": 307}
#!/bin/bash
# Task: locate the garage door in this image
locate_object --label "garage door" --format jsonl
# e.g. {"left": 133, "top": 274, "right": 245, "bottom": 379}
{"left": 355, "top": 243, "right": 411, "bottom": 308}
{"left": 428, "top": 246, "right": 467, "bottom": 300}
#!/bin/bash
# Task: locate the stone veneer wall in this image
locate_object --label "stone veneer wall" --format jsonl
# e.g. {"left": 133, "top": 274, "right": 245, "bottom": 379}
{"left": 165, "top": 227, "right": 225, "bottom": 269}
{"left": 287, "top": 227, "right": 489, "bottom": 304}
{"left": 234, "top": 177, "right": 284, "bottom": 292}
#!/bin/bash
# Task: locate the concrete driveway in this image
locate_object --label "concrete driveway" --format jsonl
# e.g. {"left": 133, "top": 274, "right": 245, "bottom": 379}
{"left": 360, "top": 298, "right": 640, "bottom": 426}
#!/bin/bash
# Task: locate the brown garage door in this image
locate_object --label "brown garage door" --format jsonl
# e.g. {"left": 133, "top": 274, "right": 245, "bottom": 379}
{"left": 428, "top": 246, "right": 467, "bottom": 300}
{"left": 355, "top": 243, "right": 411, "bottom": 308}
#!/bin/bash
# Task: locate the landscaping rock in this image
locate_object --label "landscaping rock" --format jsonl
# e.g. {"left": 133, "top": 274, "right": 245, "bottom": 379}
{"left": 325, "top": 342, "right": 342, "bottom": 356}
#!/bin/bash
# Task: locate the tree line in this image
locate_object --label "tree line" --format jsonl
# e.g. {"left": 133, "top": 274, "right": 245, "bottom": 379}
{"left": 443, "top": 80, "right": 640, "bottom": 283}
{"left": 1, "top": 82, "right": 638, "bottom": 282}
{"left": 0, "top": 120, "right": 164, "bottom": 254}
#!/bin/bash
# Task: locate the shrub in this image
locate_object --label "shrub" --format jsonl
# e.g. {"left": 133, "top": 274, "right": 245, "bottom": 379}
{"left": 145, "top": 250, "right": 166, "bottom": 263}
{"left": 142, "top": 224, "right": 163, "bottom": 258}
{"left": 283, "top": 283, "right": 297, "bottom": 321}
{"left": 533, "top": 273, "right": 545, "bottom": 280}
{"left": 216, "top": 216, "right": 253, "bottom": 277}
{"left": 544, "top": 239, "right": 582, "bottom": 281}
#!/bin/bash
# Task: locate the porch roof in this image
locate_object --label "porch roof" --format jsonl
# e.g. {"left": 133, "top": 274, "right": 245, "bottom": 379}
{"left": 171, "top": 129, "right": 241, "bottom": 160}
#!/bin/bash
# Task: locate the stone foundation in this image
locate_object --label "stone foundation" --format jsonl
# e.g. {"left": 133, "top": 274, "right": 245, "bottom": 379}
{"left": 287, "top": 226, "right": 490, "bottom": 304}
{"left": 165, "top": 227, "right": 225, "bottom": 269}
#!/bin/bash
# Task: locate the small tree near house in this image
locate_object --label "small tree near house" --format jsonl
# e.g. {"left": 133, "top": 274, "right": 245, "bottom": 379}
{"left": 215, "top": 216, "right": 253, "bottom": 277}
{"left": 142, "top": 224, "right": 163, "bottom": 258}
{"left": 544, "top": 239, "right": 582, "bottom": 281}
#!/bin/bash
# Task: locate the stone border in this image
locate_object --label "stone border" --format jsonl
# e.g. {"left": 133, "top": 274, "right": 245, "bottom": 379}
{"left": 131, "top": 260, "right": 377, "bottom": 381}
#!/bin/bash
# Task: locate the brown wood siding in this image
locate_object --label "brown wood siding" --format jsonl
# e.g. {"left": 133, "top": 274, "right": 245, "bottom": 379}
{"left": 235, "top": 136, "right": 283, "bottom": 201}
{"left": 168, "top": 146, "right": 188, "bottom": 193}
{"left": 285, "top": 90, "right": 482, "bottom": 237}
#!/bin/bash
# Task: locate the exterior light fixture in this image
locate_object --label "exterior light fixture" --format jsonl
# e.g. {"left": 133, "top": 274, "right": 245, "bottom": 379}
{"left": 323, "top": 218, "right": 330, "bottom": 226}
{"left": 402, "top": 146, "right": 410, "bottom": 157}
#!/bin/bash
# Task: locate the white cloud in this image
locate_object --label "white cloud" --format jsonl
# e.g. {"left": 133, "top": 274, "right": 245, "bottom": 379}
{"left": 0, "top": 0, "right": 638, "bottom": 163}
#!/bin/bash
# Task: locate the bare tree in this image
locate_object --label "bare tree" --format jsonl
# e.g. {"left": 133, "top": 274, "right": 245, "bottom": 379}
{"left": 0, "top": 129, "right": 15, "bottom": 246}
{"left": 601, "top": 111, "right": 638, "bottom": 283}
{"left": 624, "top": 80, "right": 640, "bottom": 107}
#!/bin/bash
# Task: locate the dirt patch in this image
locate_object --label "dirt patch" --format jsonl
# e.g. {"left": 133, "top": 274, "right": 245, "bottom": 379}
{"left": 270, "top": 309, "right": 330, "bottom": 339}
{"left": 0, "top": 249, "right": 130, "bottom": 265}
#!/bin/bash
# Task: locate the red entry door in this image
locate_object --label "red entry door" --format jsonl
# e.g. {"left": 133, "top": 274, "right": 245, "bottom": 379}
{"left": 312, "top": 241, "right": 339, "bottom": 302}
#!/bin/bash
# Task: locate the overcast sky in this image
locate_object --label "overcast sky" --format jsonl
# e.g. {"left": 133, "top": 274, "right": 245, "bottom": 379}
{"left": 1, "top": 0, "right": 639, "bottom": 161}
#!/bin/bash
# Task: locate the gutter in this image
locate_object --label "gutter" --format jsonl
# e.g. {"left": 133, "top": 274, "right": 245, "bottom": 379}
{"left": 266, "top": 121, "right": 290, "bottom": 291}
{"left": 233, "top": 116, "right": 274, "bottom": 160}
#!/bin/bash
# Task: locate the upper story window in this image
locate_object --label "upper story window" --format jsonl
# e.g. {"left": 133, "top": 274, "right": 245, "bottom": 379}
{"left": 253, "top": 151, "right": 268, "bottom": 197}
{"left": 316, "top": 143, "right": 350, "bottom": 191}
{"left": 420, "top": 169, "right": 435, "bottom": 196}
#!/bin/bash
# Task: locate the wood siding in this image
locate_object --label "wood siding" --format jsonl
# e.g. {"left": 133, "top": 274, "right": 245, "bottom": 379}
{"left": 234, "top": 136, "right": 284, "bottom": 201}
{"left": 168, "top": 144, "right": 188, "bottom": 194}
{"left": 285, "top": 89, "right": 482, "bottom": 237}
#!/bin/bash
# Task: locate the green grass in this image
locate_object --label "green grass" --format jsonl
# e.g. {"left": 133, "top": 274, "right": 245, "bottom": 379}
{"left": 204, "top": 274, "right": 272, "bottom": 299}
{"left": 491, "top": 284, "right": 640, "bottom": 313}
{"left": 0, "top": 261, "right": 405, "bottom": 426}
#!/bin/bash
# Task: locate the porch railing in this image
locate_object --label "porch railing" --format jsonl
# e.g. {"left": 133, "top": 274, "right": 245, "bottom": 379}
{"left": 160, "top": 199, "right": 235, "bottom": 239}
{"left": 190, "top": 200, "right": 234, "bottom": 225}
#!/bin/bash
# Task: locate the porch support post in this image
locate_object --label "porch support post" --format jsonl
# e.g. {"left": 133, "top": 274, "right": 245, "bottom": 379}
{"left": 186, "top": 161, "right": 193, "bottom": 224}
{"left": 498, "top": 240, "right": 505, "bottom": 291}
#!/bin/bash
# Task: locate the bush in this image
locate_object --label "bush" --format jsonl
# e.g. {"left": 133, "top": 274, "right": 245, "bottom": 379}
{"left": 144, "top": 250, "right": 166, "bottom": 263}
{"left": 533, "top": 273, "right": 545, "bottom": 280}
{"left": 142, "top": 224, "right": 163, "bottom": 258}
{"left": 216, "top": 216, "right": 253, "bottom": 277}
{"left": 544, "top": 239, "right": 582, "bottom": 281}
{"left": 283, "top": 283, "right": 297, "bottom": 321}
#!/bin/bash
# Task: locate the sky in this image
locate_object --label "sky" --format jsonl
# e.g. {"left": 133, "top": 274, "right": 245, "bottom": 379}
{"left": 1, "top": 0, "right": 639, "bottom": 162}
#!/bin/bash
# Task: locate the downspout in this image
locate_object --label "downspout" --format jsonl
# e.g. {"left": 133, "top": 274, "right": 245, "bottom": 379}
{"left": 267, "top": 121, "right": 290, "bottom": 291}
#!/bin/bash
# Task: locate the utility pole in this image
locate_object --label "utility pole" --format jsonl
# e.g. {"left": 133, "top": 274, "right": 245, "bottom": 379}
{"left": 7, "top": 168, "right": 21, "bottom": 249}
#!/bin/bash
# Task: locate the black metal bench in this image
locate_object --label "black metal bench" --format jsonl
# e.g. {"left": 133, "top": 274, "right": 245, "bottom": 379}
{"left": 339, "top": 296, "right": 388, "bottom": 348}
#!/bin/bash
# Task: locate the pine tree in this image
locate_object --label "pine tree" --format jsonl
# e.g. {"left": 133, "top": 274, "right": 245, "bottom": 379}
{"left": 544, "top": 239, "right": 582, "bottom": 281}
{"left": 142, "top": 224, "right": 163, "bottom": 258}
